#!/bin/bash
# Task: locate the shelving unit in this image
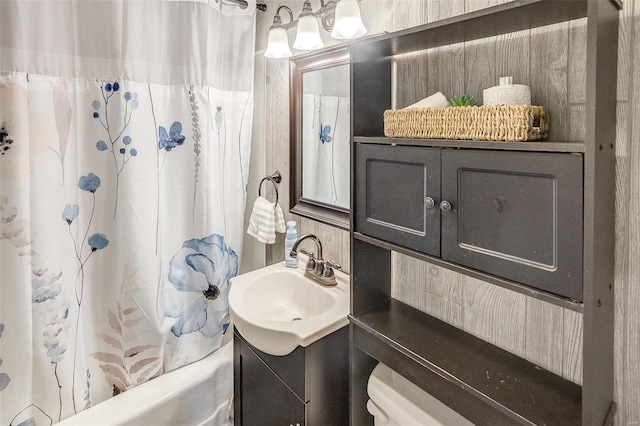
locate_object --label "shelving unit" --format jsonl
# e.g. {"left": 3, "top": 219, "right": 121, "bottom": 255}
{"left": 349, "top": 0, "right": 620, "bottom": 425}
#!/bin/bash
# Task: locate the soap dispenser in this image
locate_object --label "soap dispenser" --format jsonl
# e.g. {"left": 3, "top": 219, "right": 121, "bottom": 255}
{"left": 483, "top": 76, "right": 531, "bottom": 106}
{"left": 284, "top": 221, "right": 298, "bottom": 268}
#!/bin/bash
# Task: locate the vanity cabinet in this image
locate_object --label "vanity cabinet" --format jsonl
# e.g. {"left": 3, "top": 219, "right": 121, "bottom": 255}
{"left": 348, "top": 0, "right": 619, "bottom": 425}
{"left": 235, "top": 333, "right": 305, "bottom": 425}
{"left": 233, "top": 326, "right": 348, "bottom": 426}
{"left": 355, "top": 143, "right": 583, "bottom": 300}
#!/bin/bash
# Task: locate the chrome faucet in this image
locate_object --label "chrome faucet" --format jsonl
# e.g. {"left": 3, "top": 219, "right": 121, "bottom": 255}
{"left": 289, "top": 234, "right": 341, "bottom": 287}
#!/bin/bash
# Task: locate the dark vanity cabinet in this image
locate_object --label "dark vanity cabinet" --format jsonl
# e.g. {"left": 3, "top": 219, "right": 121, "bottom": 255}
{"left": 233, "top": 326, "right": 348, "bottom": 426}
{"left": 355, "top": 144, "right": 583, "bottom": 300}
{"left": 234, "top": 333, "right": 305, "bottom": 425}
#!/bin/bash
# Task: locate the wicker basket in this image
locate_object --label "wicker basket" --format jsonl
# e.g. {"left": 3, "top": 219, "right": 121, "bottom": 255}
{"left": 383, "top": 105, "right": 549, "bottom": 141}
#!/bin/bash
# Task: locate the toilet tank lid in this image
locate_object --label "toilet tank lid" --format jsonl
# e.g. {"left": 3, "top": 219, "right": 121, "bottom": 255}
{"left": 367, "top": 362, "right": 474, "bottom": 426}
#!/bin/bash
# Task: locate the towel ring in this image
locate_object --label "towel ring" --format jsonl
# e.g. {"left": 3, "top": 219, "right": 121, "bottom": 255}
{"left": 259, "top": 171, "right": 282, "bottom": 205}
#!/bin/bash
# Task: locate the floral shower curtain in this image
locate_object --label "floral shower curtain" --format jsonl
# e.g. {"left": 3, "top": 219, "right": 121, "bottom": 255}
{"left": 0, "top": 1, "right": 255, "bottom": 424}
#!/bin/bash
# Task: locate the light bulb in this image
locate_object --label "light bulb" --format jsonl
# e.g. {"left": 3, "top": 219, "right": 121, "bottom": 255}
{"left": 293, "top": 15, "right": 324, "bottom": 51}
{"left": 331, "top": 0, "right": 367, "bottom": 40}
{"left": 264, "top": 27, "right": 292, "bottom": 58}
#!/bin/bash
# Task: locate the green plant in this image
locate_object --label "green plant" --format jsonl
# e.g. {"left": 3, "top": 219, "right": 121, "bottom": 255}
{"left": 449, "top": 95, "right": 477, "bottom": 107}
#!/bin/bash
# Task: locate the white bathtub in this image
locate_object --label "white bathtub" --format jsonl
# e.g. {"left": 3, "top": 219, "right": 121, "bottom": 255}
{"left": 58, "top": 341, "right": 234, "bottom": 426}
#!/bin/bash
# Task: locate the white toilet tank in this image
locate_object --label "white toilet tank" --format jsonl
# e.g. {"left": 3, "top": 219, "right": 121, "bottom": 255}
{"left": 366, "top": 362, "right": 474, "bottom": 426}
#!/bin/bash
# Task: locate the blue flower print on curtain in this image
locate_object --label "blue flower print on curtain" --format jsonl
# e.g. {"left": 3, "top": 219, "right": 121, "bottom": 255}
{"left": 32, "top": 264, "right": 71, "bottom": 421}
{"left": 319, "top": 123, "right": 332, "bottom": 144}
{"left": 155, "top": 121, "right": 186, "bottom": 253}
{"left": 158, "top": 121, "right": 185, "bottom": 152}
{"left": 92, "top": 82, "right": 139, "bottom": 217}
{"left": 164, "top": 234, "right": 238, "bottom": 338}
{"left": 0, "top": 324, "right": 10, "bottom": 391}
{"left": 1, "top": 192, "right": 70, "bottom": 422}
{"left": 62, "top": 204, "right": 79, "bottom": 224}
{"left": 63, "top": 173, "right": 109, "bottom": 415}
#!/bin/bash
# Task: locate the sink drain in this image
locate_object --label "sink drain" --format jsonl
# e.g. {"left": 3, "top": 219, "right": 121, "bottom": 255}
{"left": 291, "top": 317, "right": 302, "bottom": 321}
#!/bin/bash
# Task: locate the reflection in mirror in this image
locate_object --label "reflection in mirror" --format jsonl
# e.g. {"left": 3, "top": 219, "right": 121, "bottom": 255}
{"left": 290, "top": 46, "right": 350, "bottom": 229}
{"left": 302, "top": 64, "right": 350, "bottom": 209}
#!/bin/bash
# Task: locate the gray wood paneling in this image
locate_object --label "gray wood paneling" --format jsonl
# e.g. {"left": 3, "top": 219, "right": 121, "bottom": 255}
{"left": 464, "top": 37, "right": 496, "bottom": 104}
{"left": 395, "top": 51, "right": 429, "bottom": 108}
{"left": 494, "top": 30, "right": 530, "bottom": 91}
{"left": 392, "top": 0, "right": 428, "bottom": 31}
{"left": 612, "top": 4, "right": 635, "bottom": 422}
{"left": 616, "top": 1, "right": 633, "bottom": 102}
{"left": 391, "top": 253, "right": 463, "bottom": 328}
{"left": 569, "top": 104, "right": 586, "bottom": 142}
{"left": 615, "top": 1, "right": 640, "bottom": 423}
{"left": 256, "top": 0, "right": 640, "bottom": 423}
{"left": 461, "top": 275, "right": 527, "bottom": 359}
{"left": 425, "top": 43, "right": 465, "bottom": 102}
{"left": 428, "top": 0, "right": 465, "bottom": 103}
{"left": 563, "top": 308, "right": 583, "bottom": 386}
{"left": 264, "top": 56, "right": 289, "bottom": 266}
{"left": 614, "top": 99, "right": 631, "bottom": 424}
{"left": 568, "top": 19, "right": 587, "bottom": 105}
{"left": 530, "top": 22, "right": 569, "bottom": 141}
{"left": 525, "top": 298, "right": 564, "bottom": 378}
{"left": 357, "top": 0, "right": 392, "bottom": 35}
{"left": 464, "top": 0, "right": 501, "bottom": 103}
{"left": 428, "top": 0, "right": 465, "bottom": 22}
{"left": 391, "top": 0, "right": 429, "bottom": 108}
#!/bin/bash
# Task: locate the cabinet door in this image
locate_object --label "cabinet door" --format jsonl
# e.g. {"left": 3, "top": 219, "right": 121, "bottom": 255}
{"left": 239, "top": 338, "right": 305, "bottom": 426}
{"left": 355, "top": 144, "right": 441, "bottom": 256}
{"left": 441, "top": 149, "right": 583, "bottom": 301}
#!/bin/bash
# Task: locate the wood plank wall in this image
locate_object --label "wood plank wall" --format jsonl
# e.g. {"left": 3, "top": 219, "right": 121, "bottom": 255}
{"left": 257, "top": 0, "right": 639, "bottom": 423}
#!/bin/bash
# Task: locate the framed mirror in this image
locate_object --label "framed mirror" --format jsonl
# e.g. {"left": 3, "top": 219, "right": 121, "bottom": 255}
{"left": 290, "top": 45, "right": 350, "bottom": 229}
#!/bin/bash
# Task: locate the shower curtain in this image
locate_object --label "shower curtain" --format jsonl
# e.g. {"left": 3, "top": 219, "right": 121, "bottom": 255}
{"left": 0, "top": 1, "right": 255, "bottom": 424}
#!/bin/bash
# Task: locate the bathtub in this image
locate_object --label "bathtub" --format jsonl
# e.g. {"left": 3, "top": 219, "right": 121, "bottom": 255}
{"left": 58, "top": 341, "right": 234, "bottom": 426}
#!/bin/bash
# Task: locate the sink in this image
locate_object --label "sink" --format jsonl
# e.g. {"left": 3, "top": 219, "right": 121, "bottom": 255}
{"left": 229, "top": 257, "right": 349, "bottom": 356}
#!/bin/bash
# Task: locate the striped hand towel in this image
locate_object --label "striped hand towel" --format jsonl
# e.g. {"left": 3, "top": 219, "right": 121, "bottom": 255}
{"left": 246, "top": 196, "right": 286, "bottom": 244}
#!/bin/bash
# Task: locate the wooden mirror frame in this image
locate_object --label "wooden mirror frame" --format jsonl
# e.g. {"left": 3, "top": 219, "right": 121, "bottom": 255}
{"left": 289, "top": 45, "right": 350, "bottom": 230}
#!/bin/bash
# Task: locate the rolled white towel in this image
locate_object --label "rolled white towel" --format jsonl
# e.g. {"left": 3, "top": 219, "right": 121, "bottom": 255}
{"left": 247, "top": 196, "right": 286, "bottom": 244}
{"left": 404, "top": 91, "right": 449, "bottom": 109}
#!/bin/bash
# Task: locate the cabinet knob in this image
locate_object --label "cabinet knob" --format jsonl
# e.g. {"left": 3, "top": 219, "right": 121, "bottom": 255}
{"left": 440, "top": 200, "right": 452, "bottom": 212}
{"left": 424, "top": 197, "right": 435, "bottom": 209}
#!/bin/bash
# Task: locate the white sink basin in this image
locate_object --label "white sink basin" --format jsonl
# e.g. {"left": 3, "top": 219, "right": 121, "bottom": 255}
{"left": 229, "top": 257, "right": 349, "bottom": 356}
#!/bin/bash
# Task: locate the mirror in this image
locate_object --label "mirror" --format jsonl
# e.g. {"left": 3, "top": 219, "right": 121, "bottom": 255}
{"left": 290, "top": 45, "right": 350, "bottom": 229}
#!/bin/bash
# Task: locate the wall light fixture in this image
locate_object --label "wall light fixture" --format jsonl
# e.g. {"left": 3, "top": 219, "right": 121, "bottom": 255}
{"left": 264, "top": 0, "right": 367, "bottom": 58}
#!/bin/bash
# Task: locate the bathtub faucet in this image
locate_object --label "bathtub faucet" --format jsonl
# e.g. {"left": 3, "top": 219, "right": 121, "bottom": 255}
{"left": 289, "top": 234, "right": 341, "bottom": 287}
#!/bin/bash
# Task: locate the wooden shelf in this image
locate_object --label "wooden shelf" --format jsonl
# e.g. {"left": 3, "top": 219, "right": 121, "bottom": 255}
{"left": 350, "top": 0, "right": 587, "bottom": 59}
{"left": 349, "top": 0, "right": 620, "bottom": 424}
{"left": 354, "top": 232, "right": 584, "bottom": 313}
{"left": 353, "top": 136, "right": 586, "bottom": 153}
{"left": 351, "top": 298, "right": 582, "bottom": 425}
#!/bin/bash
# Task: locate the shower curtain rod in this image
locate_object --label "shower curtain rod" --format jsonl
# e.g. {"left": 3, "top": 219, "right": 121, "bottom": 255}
{"left": 217, "top": 0, "right": 268, "bottom": 11}
{"left": 217, "top": 0, "right": 249, "bottom": 9}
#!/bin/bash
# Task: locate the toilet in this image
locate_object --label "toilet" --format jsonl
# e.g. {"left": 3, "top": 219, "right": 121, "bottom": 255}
{"left": 367, "top": 363, "right": 474, "bottom": 426}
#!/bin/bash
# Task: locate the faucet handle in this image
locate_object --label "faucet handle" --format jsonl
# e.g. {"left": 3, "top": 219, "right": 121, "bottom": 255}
{"left": 299, "top": 249, "right": 317, "bottom": 273}
{"left": 325, "top": 260, "right": 342, "bottom": 271}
